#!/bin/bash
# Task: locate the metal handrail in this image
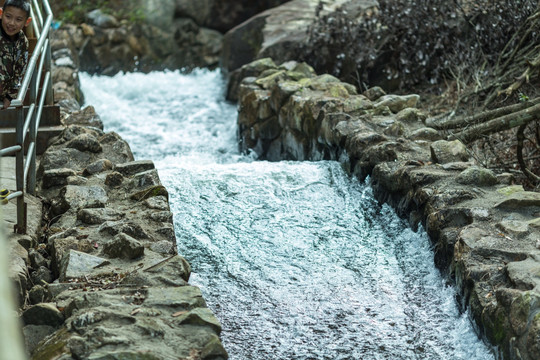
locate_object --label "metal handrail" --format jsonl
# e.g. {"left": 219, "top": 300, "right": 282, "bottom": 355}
{"left": 0, "top": 0, "right": 54, "bottom": 233}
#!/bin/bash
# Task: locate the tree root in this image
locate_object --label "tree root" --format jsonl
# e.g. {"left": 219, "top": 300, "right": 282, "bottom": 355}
{"left": 517, "top": 123, "right": 540, "bottom": 184}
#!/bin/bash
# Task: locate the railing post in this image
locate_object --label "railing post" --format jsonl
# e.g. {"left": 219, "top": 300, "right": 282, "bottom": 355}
{"left": 15, "top": 105, "right": 26, "bottom": 234}
{"left": 27, "top": 69, "right": 38, "bottom": 196}
{"left": 45, "top": 34, "right": 53, "bottom": 105}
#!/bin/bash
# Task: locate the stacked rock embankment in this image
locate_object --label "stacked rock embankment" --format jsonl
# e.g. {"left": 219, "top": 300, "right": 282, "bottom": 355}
{"left": 51, "top": 0, "right": 290, "bottom": 75}
{"left": 14, "top": 26, "right": 228, "bottom": 360}
{"left": 230, "top": 58, "right": 540, "bottom": 360}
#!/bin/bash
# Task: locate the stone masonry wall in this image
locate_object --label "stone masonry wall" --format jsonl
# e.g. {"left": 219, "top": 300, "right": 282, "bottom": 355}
{"left": 231, "top": 58, "right": 540, "bottom": 360}
{"left": 13, "top": 28, "right": 228, "bottom": 359}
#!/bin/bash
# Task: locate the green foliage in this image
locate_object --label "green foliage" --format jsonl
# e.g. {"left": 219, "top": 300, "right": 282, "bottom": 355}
{"left": 52, "top": 0, "right": 145, "bottom": 24}
{"left": 54, "top": 0, "right": 110, "bottom": 23}
{"left": 519, "top": 92, "right": 530, "bottom": 102}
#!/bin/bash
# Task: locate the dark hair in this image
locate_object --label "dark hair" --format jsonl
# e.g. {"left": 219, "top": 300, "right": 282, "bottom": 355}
{"left": 3, "top": 0, "right": 31, "bottom": 17}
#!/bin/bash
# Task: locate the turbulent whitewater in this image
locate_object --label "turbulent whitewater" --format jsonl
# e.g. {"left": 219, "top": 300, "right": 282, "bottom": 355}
{"left": 80, "top": 70, "right": 494, "bottom": 360}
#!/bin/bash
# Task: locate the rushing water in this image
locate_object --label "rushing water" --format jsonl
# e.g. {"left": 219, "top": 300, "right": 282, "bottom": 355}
{"left": 80, "top": 70, "right": 494, "bottom": 360}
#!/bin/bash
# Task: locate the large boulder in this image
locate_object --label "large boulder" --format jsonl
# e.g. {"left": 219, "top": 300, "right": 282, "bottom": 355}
{"left": 221, "top": 0, "right": 377, "bottom": 72}
{"left": 176, "top": 0, "right": 290, "bottom": 32}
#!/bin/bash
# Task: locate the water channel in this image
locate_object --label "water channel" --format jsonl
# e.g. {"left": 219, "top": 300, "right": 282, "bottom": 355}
{"left": 80, "top": 69, "right": 495, "bottom": 360}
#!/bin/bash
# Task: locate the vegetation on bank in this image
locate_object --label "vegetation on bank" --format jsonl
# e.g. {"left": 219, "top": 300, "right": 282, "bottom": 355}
{"left": 299, "top": 0, "right": 540, "bottom": 190}
{"left": 50, "top": 0, "right": 144, "bottom": 24}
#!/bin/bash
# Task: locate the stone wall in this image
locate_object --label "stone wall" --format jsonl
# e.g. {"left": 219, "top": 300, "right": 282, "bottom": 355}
{"left": 12, "top": 28, "right": 228, "bottom": 359}
{"left": 0, "top": 226, "right": 26, "bottom": 359}
{"left": 51, "top": 0, "right": 290, "bottom": 75}
{"left": 231, "top": 58, "right": 540, "bottom": 360}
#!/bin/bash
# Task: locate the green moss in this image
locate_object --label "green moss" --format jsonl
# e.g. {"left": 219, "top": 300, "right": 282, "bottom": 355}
{"left": 328, "top": 84, "right": 350, "bottom": 98}
{"left": 492, "top": 313, "right": 506, "bottom": 344}
{"left": 496, "top": 185, "right": 524, "bottom": 196}
{"left": 31, "top": 328, "right": 70, "bottom": 360}
{"left": 53, "top": 0, "right": 145, "bottom": 24}
{"left": 130, "top": 185, "right": 169, "bottom": 201}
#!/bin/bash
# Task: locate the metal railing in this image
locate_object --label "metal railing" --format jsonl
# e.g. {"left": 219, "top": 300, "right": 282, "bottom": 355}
{"left": 0, "top": 0, "right": 53, "bottom": 233}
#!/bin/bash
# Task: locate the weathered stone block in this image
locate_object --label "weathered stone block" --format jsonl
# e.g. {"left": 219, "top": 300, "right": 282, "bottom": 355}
{"left": 430, "top": 139, "right": 469, "bottom": 164}
{"left": 59, "top": 250, "right": 109, "bottom": 282}
{"left": 22, "top": 303, "right": 64, "bottom": 327}
{"left": 103, "top": 233, "right": 144, "bottom": 260}
{"left": 77, "top": 208, "right": 125, "bottom": 225}
{"left": 115, "top": 160, "right": 155, "bottom": 177}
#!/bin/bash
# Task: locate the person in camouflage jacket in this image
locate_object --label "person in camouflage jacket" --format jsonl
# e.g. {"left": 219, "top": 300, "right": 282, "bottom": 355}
{"left": 0, "top": 0, "right": 31, "bottom": 109}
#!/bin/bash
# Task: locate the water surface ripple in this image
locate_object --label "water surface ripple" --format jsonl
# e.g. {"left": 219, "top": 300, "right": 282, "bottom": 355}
{"left": 80, "top": 70, "right": 494, "bottom": 360}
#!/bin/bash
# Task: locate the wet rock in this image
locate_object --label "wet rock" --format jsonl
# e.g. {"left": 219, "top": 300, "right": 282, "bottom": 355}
{"left": 138, "top": 0, "right": 175, "bottom": 30}
{"left": 200, "top": 334, "right": 229, "bottom": 359}
{"left": 77, "top": 208, "right": 125, "bottom": 225}
{"left": 52, "top": 66, "right": 77, "bottom": 86}
{"left": 103, "top": 233, "right": 145, "bottom": 260}
{"left": 115, "top": 160, "right": 155, "bottom": 176}
{"left": 83, "top": 159, "right": 113, "bottom": 176}
{"left": 456, "top": 166, "right": 498, "bottom": 187}
{"left": 175, "top": 308, "right": 222, "bottom": 334}
{"left": 59, "top": 250, "right": 109, "bottom": 281}
{"left": 430, "top": 139, "right": 469, "bottom": 164}
{"left": 22, "top": 303, "right": 64, "bottom": 327}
